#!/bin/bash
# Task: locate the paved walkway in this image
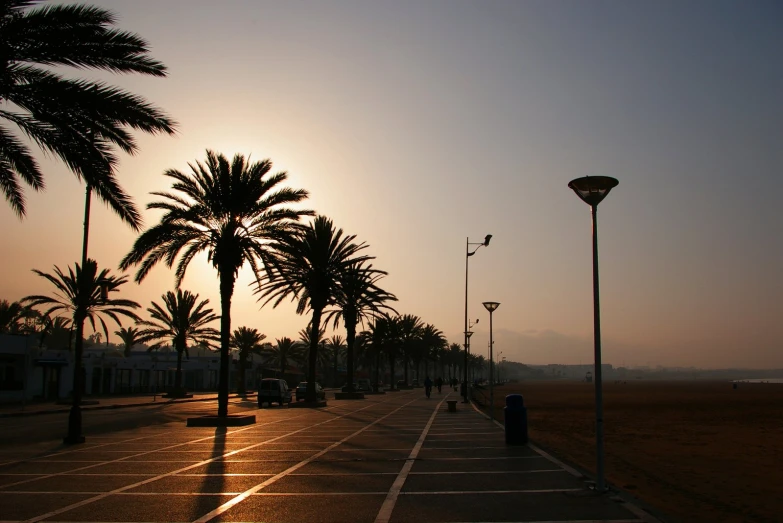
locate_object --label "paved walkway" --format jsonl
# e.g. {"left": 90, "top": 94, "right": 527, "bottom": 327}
{"left": 0, "top": 390, "right": 658, "bottom": 522}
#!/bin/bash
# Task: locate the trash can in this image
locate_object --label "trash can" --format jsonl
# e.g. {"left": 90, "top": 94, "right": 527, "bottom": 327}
{"left": 504, "top": 394, "right": 528, "bottom": 445}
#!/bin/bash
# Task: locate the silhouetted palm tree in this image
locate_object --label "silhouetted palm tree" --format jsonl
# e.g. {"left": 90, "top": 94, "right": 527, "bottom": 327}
{"left": 137, "top": 290, "right": 219, "bottom": 396}
{"left": 324, "top": 262, "right": 397, "bottom": 392}
{"left": 22, "top": 259, "right": 140, "bottom": 442}
{"left": 263, "top": 337, "right": 303, "bottom": 379}
{"left": 230, "top": 326, "right": 266, "bottom": 395}
{"left": 298, "top": 326, "right": 329, "bottom": 383}
{"left": 448, "top": 343, "right": 462, "bottom": 382}
{"left": 325, "top": 335, "right": 345, "bottom": 387}
{"left": 0, "top": 300, "right": 29, "bottom": 334}
{"left": 420, "top": 323, "right": 446, "bottom": 381}
{"left": 399, "top": 314, "right": 424, "bottom": 386}
{"left": 365, "top": 314, "right": 402, "bottom": 391}
{"left": 115, "top": 326, "right": 141, "bottom": 357}
{"left": 38, "top": 315, "right": 73, "bottom": 350}
{"left": 120, "top": 150, "right": 311, "bottom": 417}
{"left": 257, "top": 216, "right": 371, "bottom": 401}
{"left": 0, "top": 0, "right": 177, "bottom": 222}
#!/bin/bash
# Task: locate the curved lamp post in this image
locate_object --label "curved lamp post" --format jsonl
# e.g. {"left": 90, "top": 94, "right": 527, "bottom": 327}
{"left": 464, "top": 234, "right": 492, "bottom": 402}
{"left": 567, "top": 175, "right": 618, "bottom": 492}
{"left": 482, "top": 301, "right": 499, "bottom": 422}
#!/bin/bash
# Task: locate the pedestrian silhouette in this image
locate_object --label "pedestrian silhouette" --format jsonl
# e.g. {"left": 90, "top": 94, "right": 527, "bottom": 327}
{"left": 436, "top": 376, "right": 443, "bottom": 394}
{"left": 424, "top": 375, "right": 433, "bottom": 398}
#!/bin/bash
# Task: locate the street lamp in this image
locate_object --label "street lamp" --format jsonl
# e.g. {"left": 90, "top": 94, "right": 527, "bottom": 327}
{"left": 482, "top": 301, "right": 500, "bottom": 422}
{"left": 568, "top": 175, "right": 618, "bottom": 492}
{"left": 464, "top": 234, "right": 492, "bottom": 402}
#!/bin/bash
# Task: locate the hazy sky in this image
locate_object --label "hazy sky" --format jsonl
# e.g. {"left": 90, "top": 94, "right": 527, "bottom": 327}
{"left": 2, "top": 0, "right": 781, "bottom": 369}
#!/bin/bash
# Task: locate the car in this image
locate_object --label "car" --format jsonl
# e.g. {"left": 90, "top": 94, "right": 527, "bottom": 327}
{"left": 257, "top": 378, "right": 292, "bottom": 407}
{"left": 295, "top": 382, "right": 325, "bottom": 401}
{"left": 342, "top": 380, "right": 372, "bottom": 393}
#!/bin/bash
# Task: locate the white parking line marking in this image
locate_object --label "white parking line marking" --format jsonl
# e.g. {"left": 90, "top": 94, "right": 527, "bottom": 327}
{"left": 191, "top": 397, "right": 422, "bottom": 523}
{"left": 23, "top": 397, "right": 398, "bottom": 523}
{"left": 374, "top": 396, "right": 447, "bottom": 523}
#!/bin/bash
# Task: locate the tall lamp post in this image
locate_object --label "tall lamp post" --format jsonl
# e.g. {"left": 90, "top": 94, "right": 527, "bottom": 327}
{"left": 464, "top": 234, "right": 492, "bottom": 402}
{"left": 568, "top": 175, "right": 618, "bottom": 492}
{"left": 482, "top": 301, "right": 499, "bottom": 422}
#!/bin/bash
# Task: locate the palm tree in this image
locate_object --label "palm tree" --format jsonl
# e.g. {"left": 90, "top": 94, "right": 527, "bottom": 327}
{"left": 263, "top": 337, "right": 303, "bottom": 379}
{"left": 297, "top": 326, "right": 329, "bottom": 383}
{"left": 324, "top": 262, "right": 397, "bottom": 393}
{"left": 257, "top": 216, "right": 371, "bottom": 402}
{"left": 22, "top": 258, "right": 140, "bottom": 442}
{"left": 365, "top": 314, "right": 401, "bottom": 391}
{"left": 38, "top": 315, "right": 73, "bottom": 350}
{"left": 115, "top": 326, "right": 142, "bottom": 357}
{"left": 398, "top": 314, "right": 424, "bottom": 386}
{"left": 230, "top": 326, "right": 266, "bottom": 395}
{"left": 325, "top": 335, "right": 345, "bottom": 387}
{"left": 0, "top": 300, "right": 29, "bottom": 334}
{"left": 420, "top": 323, "right": 446, "bottom": 381}
{"left": 136, "top": 290, "right": 219, "bottom": 396}
{"left": 0, "top": 1, "right": 176, "bottom": 222}
{"left": 120, "top": 150, "right": 312, "bottom": 417}
{"left": 448, "top": 343, "right": 462, "bottom": 383}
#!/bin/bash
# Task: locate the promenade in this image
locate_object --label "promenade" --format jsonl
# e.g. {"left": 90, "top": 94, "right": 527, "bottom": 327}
{"left": 0, "top": 390, "right": 657, "bottom": 522}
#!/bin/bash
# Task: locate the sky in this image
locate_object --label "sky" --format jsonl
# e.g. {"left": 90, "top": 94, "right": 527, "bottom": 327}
{"left": 2, "top": 0, "right": 782, "bottom": 369}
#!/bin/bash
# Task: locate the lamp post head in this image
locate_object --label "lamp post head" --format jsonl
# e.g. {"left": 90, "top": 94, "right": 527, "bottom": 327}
{"left": 464, "top": 331, "right": 474, "bottom": 340}
{"left": 484, "top": 234, "right": 492, "bottom": 246}
{"left": 482, "top": 301, "right": 500, "bottom": 312}
{"left": 568, "top": 176, "right": 618, "bottom": 207}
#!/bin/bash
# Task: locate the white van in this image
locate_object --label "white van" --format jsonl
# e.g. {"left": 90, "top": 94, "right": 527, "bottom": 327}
{"left": 257, "top": 378, "right": 292, "bottom": 407}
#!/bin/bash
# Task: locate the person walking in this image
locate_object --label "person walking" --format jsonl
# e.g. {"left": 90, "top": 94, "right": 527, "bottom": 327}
{"left": 424, "top": 375, "right": 433, "bottom": 399}
{"left": 436, "top": 376, "right": 443, "bottom": 394}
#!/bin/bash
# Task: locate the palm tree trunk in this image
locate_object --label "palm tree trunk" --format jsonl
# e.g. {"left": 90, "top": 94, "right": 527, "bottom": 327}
{"left": 174, "top": 348, "right": 183, "bottom": 392}
{"left": 333, "top": 348, "right": 338, "bottom": 387}
{"left": 238, "top": 351, "right": 247, "bottom": 395}
{"left": 306, "top": 308, "right": 323, "bottom": 402}
{"left": 218, "top": 270, "right": 234, "bottom": 418}
{"left": 345, "top": 314, "right": 356, "bottom": 393}
{"left": 388, "top": 353, "right": 396, "bottom": 390}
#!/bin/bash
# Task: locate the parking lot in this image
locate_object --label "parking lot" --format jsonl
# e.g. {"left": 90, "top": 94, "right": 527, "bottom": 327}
{"left": 0, "top": 390, "right": 655, "bottom": 522}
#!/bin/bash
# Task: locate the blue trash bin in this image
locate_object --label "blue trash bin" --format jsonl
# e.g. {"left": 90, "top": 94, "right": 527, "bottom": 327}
{"left": 504, "top": 394, "right": 528, "bottom": 445}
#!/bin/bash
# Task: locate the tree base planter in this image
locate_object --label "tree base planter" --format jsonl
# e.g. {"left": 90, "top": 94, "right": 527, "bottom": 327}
{"left": 398, "top": 386, "right": 414, "bottom": 390}
{"left": 385, "top": 389, "right": 401, "bottom": 392}
{"left": 334, "top": 392, "right": 365, "bottom": 400}
{"left": 366, "top": 391, "right": 386, "bottom": 395}
{"left": 57, "top": 400, "right": 99, "bottom": 406}
{"left": 289, "top": 400, "right": 328, "bottom": 408}
{"left": 186, "top": 415, "right": 256, "bottom": 427}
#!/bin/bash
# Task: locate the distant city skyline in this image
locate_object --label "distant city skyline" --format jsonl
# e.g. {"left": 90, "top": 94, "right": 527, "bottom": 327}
{"left": 1, "top": 1, "right": 781, "bottom": 368}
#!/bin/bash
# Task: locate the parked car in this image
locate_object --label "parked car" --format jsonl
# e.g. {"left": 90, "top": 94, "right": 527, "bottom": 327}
{"left": 257, "top": 378, "right": 292, "bottom": 407}
{"left": 342, "top": 379, "right": 372, "bottom": 393}
{"left": 296, "top": 382, "right": 325, "bottom": 401}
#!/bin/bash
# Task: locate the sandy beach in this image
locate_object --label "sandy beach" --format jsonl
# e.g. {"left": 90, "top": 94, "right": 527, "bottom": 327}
{"left": 478, "top": 380, "right": 783, "bottom": 522}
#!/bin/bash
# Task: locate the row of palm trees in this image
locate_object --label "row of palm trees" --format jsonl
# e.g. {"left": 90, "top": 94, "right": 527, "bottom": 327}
{"left": 2, "top": 4, "right": 493, "bottom": 425}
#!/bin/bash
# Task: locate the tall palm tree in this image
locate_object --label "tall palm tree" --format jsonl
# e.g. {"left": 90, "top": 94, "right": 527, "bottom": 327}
{"left": 120, "top": 150, "right": 311, "bottom": 417}
{"left": 136, "top": 290, "right": 219, "bottom": 396}
{"left": 263, "top": 337, "right": 303, "bottom": 379}
{"left": 365, "top": 314, "right": 402, "bottom": 391}
{"left": 257, "top": 216, "right": 371, "bottom": 401}
{"left": 0, "top": 0, "right": 176, "bottom": 222}
{"left": 324, "top": 262, "right": 397, "bottom": 393}
{"left": 22, "top": 258, "right": 140, "bottom": 442}
{"left": 37, "top": 315, "right": 73, "bottom": 350}
{"left": 230, "top": 326, "right": 266, "bottom": 395}
{"left": 115, "top": 326, "right": 141, "bottom": 357}
{"left": 448, "top": 342, "right": 462, "bottom": 383}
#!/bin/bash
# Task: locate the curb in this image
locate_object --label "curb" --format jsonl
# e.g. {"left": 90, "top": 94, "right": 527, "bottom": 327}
{"left": 0, "top": 394, "right": 249, "bottom": 419}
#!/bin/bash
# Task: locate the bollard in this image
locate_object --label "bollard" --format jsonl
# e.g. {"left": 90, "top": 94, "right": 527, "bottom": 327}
{"left": 504, "top": 394, "right": 528, "bottom": 445}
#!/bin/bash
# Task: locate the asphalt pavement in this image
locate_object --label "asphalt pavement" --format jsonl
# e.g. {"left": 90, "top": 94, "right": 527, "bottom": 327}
{"left": 0, "top": 390, "right": 659, "bottom": 522}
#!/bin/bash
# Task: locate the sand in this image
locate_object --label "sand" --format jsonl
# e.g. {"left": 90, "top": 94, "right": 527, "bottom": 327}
{"left": 478, "top": 380, "right": 783, "bottom": 522}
